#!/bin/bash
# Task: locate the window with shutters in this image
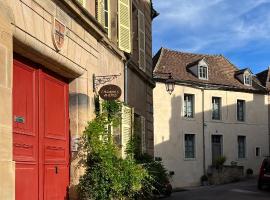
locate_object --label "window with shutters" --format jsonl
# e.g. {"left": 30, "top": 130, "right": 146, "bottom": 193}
{"left": 121, "top": 105, "right": 133, "bottom": 158}
{"left": 238, "top": 136, "right": 246, "bottom": 159}
{"left": 96, "top": 0, "right": 111, "bottom": 37}
{"left": 212, "top": 97, "right": 221, "bottom": 120}
{"left": 185, "top": 134, "right": 195, "bottom": 159}
{"left": 184, "top": 94, "right": 194, "bottom": 118}
{"left": 138, "top": 10, "right": 146, "bottom": 71}
{"left": 118, "top": 0, "right": 131, "bottom": 53}
{"left": 237, "top": 100, "right": 245, "bottom": 121}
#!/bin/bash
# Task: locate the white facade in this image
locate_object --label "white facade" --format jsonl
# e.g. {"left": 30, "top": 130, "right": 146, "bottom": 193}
{"left": 154, "top": 83, "right": 269, "bottom": 187}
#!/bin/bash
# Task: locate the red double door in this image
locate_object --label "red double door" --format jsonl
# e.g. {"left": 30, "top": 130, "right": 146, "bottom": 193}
{"left": 13, "top": 59, "right": 70, "bottom": 200}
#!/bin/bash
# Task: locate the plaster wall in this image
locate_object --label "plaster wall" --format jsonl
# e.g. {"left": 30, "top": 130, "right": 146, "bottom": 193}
{"left": 154, "top": 83, "right": 269, "bottom": 187}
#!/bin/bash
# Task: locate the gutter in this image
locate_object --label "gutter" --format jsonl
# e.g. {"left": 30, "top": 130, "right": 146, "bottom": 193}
{"left": 124, "top": 56, "right": 132, "bottom": 104}
{"left": 202, "top": 88, "right": 206, "bottom": 175}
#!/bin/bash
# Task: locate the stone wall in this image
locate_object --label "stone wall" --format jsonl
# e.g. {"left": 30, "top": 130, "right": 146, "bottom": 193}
{"left": 0, "top": 0, "right": 126, "bottom": 199}
{"left": 0, "top": 2, "right": 15, "bottom": 199}
{"left": 208, "top": 166, "right": 244, "bottom": 185}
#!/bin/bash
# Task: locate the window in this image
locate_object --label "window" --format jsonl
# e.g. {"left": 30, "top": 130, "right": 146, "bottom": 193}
{"left": 184, "top": 94, "right": 194, "bottom": 118}
{"left": 238, "top": 136, "right": 246, "bottom": 159}
{"left": 244, "top": 74, "right": 252, "bottom": 85}
{"left": 97, "top": 0, "right": 111, "bottom": 37}
{"left": 237, "top": 100, "right": 245, "bottom": 121}
{"left": 198, "top": 65, "right": 208, "bottom": 80}
{"left": 134, "top": 114, "right": 146, "bottom": 154}
{"left": 185, "top": 134, "right": 195, "bottom": 159}
{"left": 212, "top": 97, "right": 221, "bottom": 120}
{"left": 255, "top": 147, "right": 261, "bottom": 157}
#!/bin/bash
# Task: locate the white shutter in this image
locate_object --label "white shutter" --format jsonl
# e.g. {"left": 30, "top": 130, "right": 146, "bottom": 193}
{"left": 138, "top": 10, "right": 146, "bottom": 71}
{"left": 121, "top": 105, "right": 133, "bottom": 158}
{"left": 140, "top": 116, "right": 146, "bottom": 154}
{"left": 97, "top": 0, "right": 105, "bottom": 26}
{"left": 77, "top": 0, "right": 86, "bottom": 7}
{"left": 118, "top": 0, "right": 131, "bottom": 53}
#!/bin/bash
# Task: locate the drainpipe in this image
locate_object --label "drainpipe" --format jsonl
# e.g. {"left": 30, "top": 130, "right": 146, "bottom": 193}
{"left": 202, "top": 88, "right": 206, "bottom": 175}
{"left": 124, "top": 56, "right": 132, "bottom": 104}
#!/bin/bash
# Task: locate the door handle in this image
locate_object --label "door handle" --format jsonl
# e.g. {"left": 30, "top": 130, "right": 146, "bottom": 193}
{"left": 55, "top": 166, "right": 58, "bottom": 174}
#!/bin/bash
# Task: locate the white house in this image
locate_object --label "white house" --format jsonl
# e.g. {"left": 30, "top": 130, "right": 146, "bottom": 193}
{"left": 153, "top": 47, "right": 269, "bottom": 187}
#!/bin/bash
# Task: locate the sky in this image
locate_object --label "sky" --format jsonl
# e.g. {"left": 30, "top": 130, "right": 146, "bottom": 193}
{"left": 152, "top": 0, "right": 270, "bottom": 74}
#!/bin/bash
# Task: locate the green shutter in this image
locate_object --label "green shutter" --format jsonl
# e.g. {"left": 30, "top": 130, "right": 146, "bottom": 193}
{"left": 121, "top": 105, "right": 133, "bottom": 158}
{"left": 138, "top": 10, "right": 146, "bottom": 71}
{"left": 118, "top": 0, "right": 131, "bottom": 53}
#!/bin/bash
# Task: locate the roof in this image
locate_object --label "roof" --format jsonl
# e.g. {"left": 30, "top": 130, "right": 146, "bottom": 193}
{"left": 256, "top": 68, "right": 270, "bottom": 91}
{"left": 153, "top": 47, "right": 266, "bottom": 93}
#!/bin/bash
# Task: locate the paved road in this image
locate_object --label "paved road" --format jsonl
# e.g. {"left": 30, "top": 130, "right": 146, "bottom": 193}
{"left": 165, "top": 179, "right": 270, "bottom": 200}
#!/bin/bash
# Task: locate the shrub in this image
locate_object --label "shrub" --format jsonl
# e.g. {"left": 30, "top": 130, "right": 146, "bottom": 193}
{"left": 126, "top": 135, "right": 172, "bottom": 198}
{"left": 200, "top": 175, "right": 208, "bottom": 182}
{"left": 78, "top": 100, "right": 150, "bottom": 200}
{"left": 213, "top": 156, "right": 227, "bottom": 168}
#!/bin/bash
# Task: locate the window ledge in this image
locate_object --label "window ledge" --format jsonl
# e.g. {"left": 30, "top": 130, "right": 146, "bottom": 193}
{"left": 237, "top": 158, "right": 248, "bottom": 161}
{"left": 211, "top": 119, "right": 223, "bottom": 122}
{"left": 183, "top": 117, "right": 196, "bottom": 121}
{"left": 184, "top": 158, "right": 196, "bottom": 161}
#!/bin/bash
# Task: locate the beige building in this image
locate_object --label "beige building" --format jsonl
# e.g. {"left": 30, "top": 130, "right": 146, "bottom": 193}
{"left": 0, "top": 0, "right": 155, "bottom": 199}
{"left": 153, "top": 48, "right": 269, "bottom": 188}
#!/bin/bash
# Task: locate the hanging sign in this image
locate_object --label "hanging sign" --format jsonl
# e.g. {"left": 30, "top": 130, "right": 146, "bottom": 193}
{"left": 98, "top": 84, "right": 122, "bottom": 100}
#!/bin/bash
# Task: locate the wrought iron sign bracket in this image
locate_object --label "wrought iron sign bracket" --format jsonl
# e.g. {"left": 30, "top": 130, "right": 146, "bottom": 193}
{"left": 93, "top": 73, "right": 121, "bottom": 92}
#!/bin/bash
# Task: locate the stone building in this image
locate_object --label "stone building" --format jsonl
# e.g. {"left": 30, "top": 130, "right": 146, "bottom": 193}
{"left": 153, "top": 47, "right": 269, "bottom": 187}
{"left": 0, "top": 0, "right": 155, "bottom": 199}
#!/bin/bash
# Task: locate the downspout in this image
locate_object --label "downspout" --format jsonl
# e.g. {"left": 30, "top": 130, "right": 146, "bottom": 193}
{"left": 124, "top": 56, "right": 132, "bottom": 104}
{"left": 202, "top": 88, "right": 206, "bottom": 175}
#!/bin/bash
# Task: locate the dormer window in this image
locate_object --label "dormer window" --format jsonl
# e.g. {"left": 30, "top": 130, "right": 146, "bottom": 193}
{"left": 198, "top": 65, "right": 208, "bottom": 80}
{"left": 235, "top": 68, "right": 253, "bottom": 86}
{"left": 244, "top": 74, "right": 252, "bottom": 85}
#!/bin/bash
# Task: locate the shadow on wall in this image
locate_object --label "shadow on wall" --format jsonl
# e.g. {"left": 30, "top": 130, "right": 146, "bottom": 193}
{"left": 154, "top": 89, "right": 269, "bottom": 188}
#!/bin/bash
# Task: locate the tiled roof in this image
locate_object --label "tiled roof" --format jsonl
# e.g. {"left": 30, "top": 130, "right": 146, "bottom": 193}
{"left": 153, "top": 47, "right": 266, "bottom": 93}
{"left": 257, "top": 68, "right": 270, "bottom": 91}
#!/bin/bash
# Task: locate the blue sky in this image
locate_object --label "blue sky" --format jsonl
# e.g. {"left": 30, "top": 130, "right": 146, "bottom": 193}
{"left": 152, "top": 0, "right": 270, "bottom": 74}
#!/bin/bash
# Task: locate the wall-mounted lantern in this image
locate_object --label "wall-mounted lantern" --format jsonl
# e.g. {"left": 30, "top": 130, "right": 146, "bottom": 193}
{"left": 153, "top": 72, "right": 175, "bottom": 95}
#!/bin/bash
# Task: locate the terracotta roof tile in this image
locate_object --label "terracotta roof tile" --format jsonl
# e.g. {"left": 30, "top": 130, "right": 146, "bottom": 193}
{"left": 153, "top": 47, "right": 266, "bottom": 93}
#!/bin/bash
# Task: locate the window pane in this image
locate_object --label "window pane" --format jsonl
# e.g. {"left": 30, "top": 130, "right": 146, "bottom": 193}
{"left": 185, "top": 134, "right": 195, "bottom": 158}
{"left": 238, "top": 136, "right": 246, "bottom": 158}
{"left": 237, "top": 100, "right": 245, "bottom": 121}
{"left": 184, "top": 94, "right": 194, "bottom": 118}
{"left": 212, "top": 97, "right": 221, "bottom": 120}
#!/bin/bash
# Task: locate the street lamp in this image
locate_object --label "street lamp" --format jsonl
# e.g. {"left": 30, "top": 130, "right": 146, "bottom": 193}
{"left": 153, "top": 72, "right": 175, "bottom": 95}
{"left": 165, "top": 74, "right": 175, "bottom": 95}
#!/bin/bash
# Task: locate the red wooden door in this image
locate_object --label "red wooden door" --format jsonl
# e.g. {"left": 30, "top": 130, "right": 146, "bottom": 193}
{"left": 39, "top": 71, "right": 69, "bottom": 200}
{"left": 13, "top": 59, "right": 69, "bottom": 200}
{"left": 13, "top": 60, "right": 39, "bottom": 200}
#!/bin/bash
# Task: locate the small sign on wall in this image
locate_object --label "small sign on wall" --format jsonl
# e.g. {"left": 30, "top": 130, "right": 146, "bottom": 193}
{"left": 71, "top": 136, "right": 80, "bottom": 152}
